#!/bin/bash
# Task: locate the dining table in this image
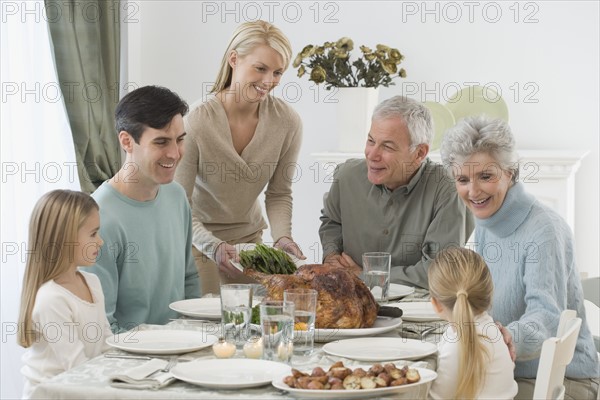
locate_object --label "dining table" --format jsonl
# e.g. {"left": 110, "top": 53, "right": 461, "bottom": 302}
{"left": 31, "top": 288, "right": 446, "bottom": 399}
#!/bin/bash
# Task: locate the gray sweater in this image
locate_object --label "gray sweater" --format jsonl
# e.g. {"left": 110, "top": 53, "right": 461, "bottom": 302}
{"left": 319, "top": 158, "right": 474, "bottom": 289}
{"left": 476, "top": 182, "right": 599, "bottom": 378}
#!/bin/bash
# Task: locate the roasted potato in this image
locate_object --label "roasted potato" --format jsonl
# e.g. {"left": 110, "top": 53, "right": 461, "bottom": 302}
{"left": 281, "top": 361, "right": 421, "bottom": 391}
{"left": 406, "top": 368, "right": 421, "bottom": 383}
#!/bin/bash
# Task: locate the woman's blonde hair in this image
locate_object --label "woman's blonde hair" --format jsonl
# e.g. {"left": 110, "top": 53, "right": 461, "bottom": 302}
{"left": 211, "top": 20, "right": 292, "bottom": 94}
{"left": 428, "top": 247, "right": 494, "bottom": 399}
{"left": 17, "top": 190, "right": 99, "bottom": 348}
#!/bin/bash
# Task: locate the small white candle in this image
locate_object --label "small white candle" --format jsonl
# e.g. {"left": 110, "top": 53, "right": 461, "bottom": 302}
{"left": 213, "top": 338, "right": 236, "bottom": 358}
{"left": 277, "top": 341, "right": 294, "bottom": 361}
{"left": 243, "top": 337, "right": 263, "bottom": 359}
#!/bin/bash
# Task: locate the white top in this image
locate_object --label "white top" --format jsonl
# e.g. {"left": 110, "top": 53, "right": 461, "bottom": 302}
{"left": 21, "top": 271, "right": 112, "bottom": 399}
{"left": 428, "top": 312, "right": 518, "bottom": 400}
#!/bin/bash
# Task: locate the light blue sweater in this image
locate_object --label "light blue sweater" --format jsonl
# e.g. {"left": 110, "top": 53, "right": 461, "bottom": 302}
{"left": 475, "top": 182, "right": 599, "bottom": 379}
{"left": 89, "top": 182, "right": 200, "bottom": 332}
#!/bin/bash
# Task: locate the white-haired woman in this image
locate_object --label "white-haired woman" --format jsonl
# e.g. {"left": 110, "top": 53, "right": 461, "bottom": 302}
{"left": 175, "top": 21, "right": 304, "bottom": 295}
{"left": 440, "top": 116, "right": 598, "bottom": 399}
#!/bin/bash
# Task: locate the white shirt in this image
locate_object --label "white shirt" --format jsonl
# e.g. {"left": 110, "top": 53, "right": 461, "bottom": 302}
{"left": 21, "top": 271, "right": 111, "bottom": 399}
{"left": 428, "top": 312, "right": 518, "bottom": 399}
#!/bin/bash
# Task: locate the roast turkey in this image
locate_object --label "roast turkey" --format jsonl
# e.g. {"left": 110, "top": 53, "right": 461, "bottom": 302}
{"left": 245, "top": 264, "right": 379, "bottom": 329}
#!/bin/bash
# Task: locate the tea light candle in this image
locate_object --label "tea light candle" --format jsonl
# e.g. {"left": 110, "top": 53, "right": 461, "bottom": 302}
{"left": 213, "top": 338, "right": 236, "bottom": 358}
{"left": 243, "top": 337, "right": 263, "bottom": 359}
{"left": 277, "top": 341, "right": 294, "bottom": 361}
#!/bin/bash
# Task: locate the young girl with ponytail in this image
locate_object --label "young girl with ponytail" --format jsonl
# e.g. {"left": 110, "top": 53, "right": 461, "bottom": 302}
{"left": 427, "top": 248, "right": 517, "bottom": 400}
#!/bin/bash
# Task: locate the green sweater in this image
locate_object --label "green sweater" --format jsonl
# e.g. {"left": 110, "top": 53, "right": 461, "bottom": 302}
{"left": 89, "top": 182, "right": 200, "bottom": 332}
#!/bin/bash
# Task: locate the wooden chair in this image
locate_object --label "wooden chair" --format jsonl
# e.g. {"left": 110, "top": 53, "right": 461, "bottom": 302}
{"left": 533, "top": 310, "right": 582, "bottom": 400}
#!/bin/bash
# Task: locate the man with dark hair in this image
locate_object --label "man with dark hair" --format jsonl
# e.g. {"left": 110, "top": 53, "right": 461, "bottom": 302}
{"left": 89, "top": 85, "right": 200, "bottom": 332}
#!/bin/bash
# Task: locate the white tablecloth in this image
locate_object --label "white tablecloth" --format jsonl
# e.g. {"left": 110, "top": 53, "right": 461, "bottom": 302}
{"left": 32, "top": 293, "right": 441, "bottom": 399}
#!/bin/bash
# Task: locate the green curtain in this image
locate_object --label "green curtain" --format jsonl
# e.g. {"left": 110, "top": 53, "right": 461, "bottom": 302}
{"left": 45, "top": 0, "right": 121, "bottom": 193}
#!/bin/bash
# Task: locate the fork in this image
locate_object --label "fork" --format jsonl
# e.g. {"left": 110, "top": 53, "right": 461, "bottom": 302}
{"left": 160, "top": 356, "right": 178, "bottom": 373}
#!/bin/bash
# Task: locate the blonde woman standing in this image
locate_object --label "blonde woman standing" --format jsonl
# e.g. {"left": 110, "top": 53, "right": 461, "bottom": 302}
{"left": 175, "top": 20, "right": 304, "bottom": 294}
{"left": 18, "top": 190, "right": 111, "bottom": 398}
{"left": 428, "top": 247, "right": 518, "bottom": 400}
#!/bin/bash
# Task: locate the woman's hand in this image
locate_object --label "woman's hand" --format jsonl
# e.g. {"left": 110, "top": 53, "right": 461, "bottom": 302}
{"left": 214, "top": 242, "right": 242, "bottom": 277}
{"left": 274, "top": 236, "right": 306, "bottom": 260}
{"left": 496, "top": 322, "right": 517, "bottom": 362}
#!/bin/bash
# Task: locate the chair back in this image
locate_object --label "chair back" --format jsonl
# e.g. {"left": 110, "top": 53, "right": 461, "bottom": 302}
{"left": 581, "top": 277, "right": 600, "bottom": 352}
{"left": 533, "top": 309, "right": 582, "bottom": 400}
{"left": 581, "top": 277, "right": 600, "bottom": 307}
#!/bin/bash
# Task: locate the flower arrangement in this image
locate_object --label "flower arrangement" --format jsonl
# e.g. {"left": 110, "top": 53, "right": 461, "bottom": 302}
{"left": 292, "top": 37, "right": 407, "bottom": 90}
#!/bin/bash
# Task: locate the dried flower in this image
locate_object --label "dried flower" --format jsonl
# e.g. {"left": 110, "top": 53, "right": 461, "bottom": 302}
{"left": 293, "top": 37, "right": 407, "bottom": 89}
{"left": 309, "top": 65, "right": 327, "bottom": 84}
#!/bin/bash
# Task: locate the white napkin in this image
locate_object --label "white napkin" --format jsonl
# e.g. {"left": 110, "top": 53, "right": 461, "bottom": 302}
{"left": 109, "top": 358, "right": 176, "bottom": 390}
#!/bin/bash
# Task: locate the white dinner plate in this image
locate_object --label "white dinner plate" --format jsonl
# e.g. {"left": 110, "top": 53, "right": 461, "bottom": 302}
{"left": 169, "top": 298, "right": 222, "bottom": 320}
{"left": 386, "top": 283, "right": 415, "bottom": 301}
{"left": 272, "top": 366, "right": 437, "bottom": 398}
{"left": 388, "top": 302, "right": 443, "bottom": 322}
{"left": 315, "top": 316, "right": 403, "bottom": 343}
{"left": 106, "top": 330, "right": 218, "bottom": 355}
{"left": 171, "top": 358, "right": 290, "bottom": 389}
{"left": 322, "top": 337, "right": 437, "bottom": 361}
{"left": 235, "top": 243, "right": 307, "bottom": 268}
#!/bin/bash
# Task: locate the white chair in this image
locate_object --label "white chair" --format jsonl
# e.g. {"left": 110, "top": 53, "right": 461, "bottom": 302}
{"left": 582, "top": 277, "right": 600, "bottom": 307}
{"left": 533, "top": 310, "right": 582, "bottom": 400}
{"left": 581, "top": 276, "right": 600, "bottom": 352}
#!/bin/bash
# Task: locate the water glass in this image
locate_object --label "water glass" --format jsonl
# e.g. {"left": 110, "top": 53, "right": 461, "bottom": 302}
{"left": 260, "top": 300, "right": 295, "bottom": 363}
{"left": 220, "top": 284, "right": 252, "bottom": 349}
{"left": 362, "top": 252, "right": 391, "bottom": 302}
{"left": 283, "top": 289, "right": 317, "bottom": 357}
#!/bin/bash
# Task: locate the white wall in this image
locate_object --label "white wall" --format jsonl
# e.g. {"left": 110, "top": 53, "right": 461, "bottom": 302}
{"left": 127, "top": 0, "right": 599, "bottom": 275}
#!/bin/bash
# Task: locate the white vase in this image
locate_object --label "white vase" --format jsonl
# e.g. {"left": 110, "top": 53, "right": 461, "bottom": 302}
{"left": 334, "top": 87, "right": 380, "bottom": 153}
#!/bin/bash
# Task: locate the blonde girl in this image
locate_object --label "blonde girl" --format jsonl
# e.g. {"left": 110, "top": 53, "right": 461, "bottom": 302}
{"left": 18, "top": 190, "right": 111, "bottom": 398}
{"left": 427, "top": 248, "right": 517, "bottom": 400}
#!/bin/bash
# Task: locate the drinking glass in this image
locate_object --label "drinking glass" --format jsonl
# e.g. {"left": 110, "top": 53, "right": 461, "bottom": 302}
{"left": 259, "top": 300, "right": 294, "bottom": 363}
{"left": 362, "top": 252, "right": 391, "bottom": 302}
{"left": 220, "top": 284, "right": 252, "bottom": 349}
{"left": 284, "top": 289, "right": 317, "bottom": 358}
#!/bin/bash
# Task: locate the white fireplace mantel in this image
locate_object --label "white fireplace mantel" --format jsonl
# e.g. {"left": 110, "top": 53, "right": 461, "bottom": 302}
{"left": 311, "top": 150, "right": 588, "bottom": 233}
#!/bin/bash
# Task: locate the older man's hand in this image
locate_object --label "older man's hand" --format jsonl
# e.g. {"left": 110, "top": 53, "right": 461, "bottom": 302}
{"left": 323, "top": 252, "right": 362, "bottom": 276}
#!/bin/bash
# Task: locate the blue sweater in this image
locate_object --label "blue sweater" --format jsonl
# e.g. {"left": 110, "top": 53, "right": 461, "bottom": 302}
{"left": 475, "top": 182, "right": 599, "bottom": 379}
{"left": 89, "top": 182, "right": 200, "bottom": 332}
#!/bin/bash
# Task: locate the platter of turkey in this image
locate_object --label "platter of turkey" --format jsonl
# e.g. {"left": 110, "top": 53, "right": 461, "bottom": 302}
{"left": 242, "top": 258, "right": 403, "bottom": 341}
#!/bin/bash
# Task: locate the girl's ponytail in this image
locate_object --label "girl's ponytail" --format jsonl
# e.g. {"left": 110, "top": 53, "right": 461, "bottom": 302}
{"left": 428, "top": 247, "right": 494, "bottom": 399}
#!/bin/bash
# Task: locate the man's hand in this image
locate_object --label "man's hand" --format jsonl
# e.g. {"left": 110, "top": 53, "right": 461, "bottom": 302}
{"left": 323, "top": 252, "right": 362, "bottom": 276}
{"left": 340, "top": 252, "right": 362, "bottom": 276}
{"left": 496, "top": 322, "right": 517, "bottom": 362}
{"left": 323, "top": 253, "right": 345, "bottom": 268}
{"left": 274, "top": 236, "right": 306, "bottom": 260}
{"left": 214, "top": 242, "right": 243, "bottom": 278}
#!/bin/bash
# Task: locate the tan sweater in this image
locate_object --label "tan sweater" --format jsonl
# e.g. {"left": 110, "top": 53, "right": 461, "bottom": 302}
{"left": 175, "top": 95, "right": 302, "bottom": 260}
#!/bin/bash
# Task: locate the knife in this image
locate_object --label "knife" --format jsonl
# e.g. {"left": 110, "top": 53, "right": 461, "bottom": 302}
{"left": 378, "top": 305, "right": 403, "bottom": 318}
